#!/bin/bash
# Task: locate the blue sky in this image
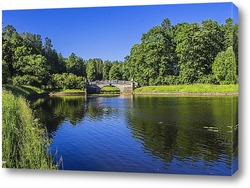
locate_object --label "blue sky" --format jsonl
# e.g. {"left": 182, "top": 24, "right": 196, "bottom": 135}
{"left": 2, "top": 2, "right": 238, "bottom": 61}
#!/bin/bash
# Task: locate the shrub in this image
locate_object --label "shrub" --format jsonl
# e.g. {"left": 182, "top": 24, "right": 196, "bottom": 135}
{"left": 195, "top": 75, "right": 218, "bottom": 84}
{"left": 212, "top": 47, "right": 237, "bottom": 84}
{"left": 48, "top": 73, "right": 85, "bottom": 90}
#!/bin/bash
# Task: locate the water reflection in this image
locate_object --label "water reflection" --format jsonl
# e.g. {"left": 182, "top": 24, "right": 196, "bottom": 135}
{"left": 32, "top": 96, "right": 86, "bottom": 134}
{"left": 127, "top": 96, "right": 238, "bottom": 174}
{"left": 31, "top": 95, "right": 238, "bottom": 175}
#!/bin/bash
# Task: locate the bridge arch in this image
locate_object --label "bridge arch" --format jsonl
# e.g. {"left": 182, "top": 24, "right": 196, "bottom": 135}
{"left": 86, "top": 80, "right": 138, "bottom": 94}
{"left": 98, "top": 84, "right": 124, "bottom": 92}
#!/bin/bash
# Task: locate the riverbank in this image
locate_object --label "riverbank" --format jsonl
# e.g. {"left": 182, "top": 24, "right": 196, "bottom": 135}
{"left": 49, "top": 89, "right": 85, "bottom": 96}
{"left": 4, "top": 84, "right": 86, "bottom": 97}
{"left": 134, "top": 84, "right": 238, "bottom": 95}
{"left": 2, "top": 90, "right": 56, "bottom": 169}
{"left": 4, "top": 84, "right": 45, "bottom": 98}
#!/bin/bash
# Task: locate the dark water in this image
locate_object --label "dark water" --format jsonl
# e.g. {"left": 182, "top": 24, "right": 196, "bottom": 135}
{"left": 32, "top": 95, "right": 238, "bottom": 175}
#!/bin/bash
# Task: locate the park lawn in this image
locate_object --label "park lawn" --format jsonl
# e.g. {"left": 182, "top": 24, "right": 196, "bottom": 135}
{"left": 134, "top": 84, "right": 238, "bottom": 93}
{"left": 101, "top": 86, "right": 120, "bottom": 92}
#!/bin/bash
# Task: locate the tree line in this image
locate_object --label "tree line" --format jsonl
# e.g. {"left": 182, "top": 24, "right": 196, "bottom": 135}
{"left": 2, "top": 17, "right": 238, "bottom": 90}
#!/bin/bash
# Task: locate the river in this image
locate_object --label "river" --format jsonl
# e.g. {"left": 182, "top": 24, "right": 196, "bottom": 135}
{"left": 31, "top": 95, "right": 238, "bottom": 175}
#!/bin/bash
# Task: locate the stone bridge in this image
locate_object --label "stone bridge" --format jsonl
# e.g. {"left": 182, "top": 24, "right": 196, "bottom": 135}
{"left": 86, "top": 80, "right": 139, "bottom": 94}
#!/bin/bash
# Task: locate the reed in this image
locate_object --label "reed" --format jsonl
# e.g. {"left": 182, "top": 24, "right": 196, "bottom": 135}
{"left": 2, "top": 90, "right": 56, "bottom": 169}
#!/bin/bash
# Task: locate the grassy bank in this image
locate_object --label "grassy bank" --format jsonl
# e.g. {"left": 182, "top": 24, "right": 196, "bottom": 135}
{"left": 134, "top": 84, "right": 238, "bottom": 94}
{"left": 4, "top": 84, "right": 44, "bottom": 97}
{"left": 2, "top": 90, "right": 56, "bottom": 169}
{"left": 4, "top": 84, "right": 85, "bottom": 97}
{"left": 49, "top": 89, "right": 85, "bottom": 96}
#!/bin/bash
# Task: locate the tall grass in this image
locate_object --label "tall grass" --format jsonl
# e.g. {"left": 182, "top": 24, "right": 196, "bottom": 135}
{"left": 2, "top": 90, "right": 56, "bottom": 169}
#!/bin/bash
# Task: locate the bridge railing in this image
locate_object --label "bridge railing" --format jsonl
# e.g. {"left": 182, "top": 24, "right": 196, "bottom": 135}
{"left": 88, "top": 80, "right": 138, "bottom": 86}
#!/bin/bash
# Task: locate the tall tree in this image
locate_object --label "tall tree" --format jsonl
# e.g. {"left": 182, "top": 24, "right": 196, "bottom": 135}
{"left": 233, "top": 23, "right": 239, "bottom": 74}
{"left": 65, "top": 53, "right": 86, "bottom": 76}
{"left": 20, "top": 32, "right": 43, "bottom": 55}
{"left": 2, "top": 25, "right": 23, "bottom": 76}
{"left": 175, "top": 23, "right": 201, "bottom": 83}
{"left": 212, "top": 47, "right": 237, "bottom": 84}
{"left": 102, "top": 60, "right": 113, "bottom": 80}
{"left": 199, "top": 20, "right": 224, "bottom": 74}
{"left": 223, "top": 18, "right": 234, "bottom": 50}
{"left": 86, "top": 58, "right": 103, "bottom": 81}
{"left": 13, "top": 54, "right": 49, "bottom": 87}
{"left": 109, "top": 63, "right": 123, "bottom": 80}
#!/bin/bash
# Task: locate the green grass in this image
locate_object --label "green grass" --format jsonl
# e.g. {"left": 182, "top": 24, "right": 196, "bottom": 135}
{"left": 3, "top": 84, "right": 44, "bottom": 97}
{"left": 134, "top": 84, "right": 238, "bottom": 93}
{"left": 91, "top": 94, "right": 120, "bottom": 97}
{"left": 101, "top": 86, "right": 120, "bottom": 93}
{"left": 58, "top": 89, "right": 85, "bottom": 93}
{"left": 2, "top": 90, "right": 56, "bottom": 169}
{"left": 49, "top": 89, "right": 85, "bottom": 96}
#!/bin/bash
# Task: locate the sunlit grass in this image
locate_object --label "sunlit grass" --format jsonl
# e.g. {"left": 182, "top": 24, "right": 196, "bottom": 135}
{"left": 2, "top": 90, "right": 56, "bottom": 169}
{"left": 134, "top": 84, "right": 238, "bottom": 93}
{"left": 59, "top": 89, "right": 85, "bottom": 93}
{"left": 4, "top": 84, "right": 43, "bottom": 97}
{"left": 101, "top": 86, "right": 120, "bottom": 93}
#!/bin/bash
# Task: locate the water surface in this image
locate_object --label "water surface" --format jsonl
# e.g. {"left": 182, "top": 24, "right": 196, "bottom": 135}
{"left": 32, "top": 95, "right": 238, "bottom": 175}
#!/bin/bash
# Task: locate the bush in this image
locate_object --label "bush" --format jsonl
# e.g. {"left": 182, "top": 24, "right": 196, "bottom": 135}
{"left": 12, "top": 75, "right": 43, "bottom": 87}
{"left": 163, "top": 75, "right": 179, "bottom": 85}
{"left": 48, "top": 73, "right": 85, "bottom": 90}
{"left": 195, "top": 75, "right": 218, "bottom": 84}
{"left": 212, "top": 47, "right": 237, "bottom": 84}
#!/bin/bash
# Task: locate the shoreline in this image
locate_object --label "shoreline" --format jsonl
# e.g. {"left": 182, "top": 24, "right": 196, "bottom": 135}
{"left": 49, "top": 92, "right": 85, "bottom": 96}
{"left": 134, "top": 92, "right": 238, "bottom": 96}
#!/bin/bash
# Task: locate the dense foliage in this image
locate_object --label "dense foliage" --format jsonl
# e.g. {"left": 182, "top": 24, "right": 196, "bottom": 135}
{"left": 2, "top": 17, "right": 238, "bottom": 88}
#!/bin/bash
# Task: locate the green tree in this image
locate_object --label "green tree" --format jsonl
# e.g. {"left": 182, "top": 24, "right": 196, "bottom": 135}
{"left": 50, "top": 73, "right": 85, "bottom": 89}
{"left": 2, "top": 25, "right": 23, "bottom": 76}
{"left": 21, "top": 32, "right": 43, "bottom": 55}
{"left": 199, "top": 20, "right": 224, "bottom": 74}
{"left": 65, "top": 53, "right": 86, "bottom": 76}
{"left": 223, "top": 18, "right": 234, "bottom": 50}
{"left": 2, "top": 60, "right": 11, "bottom": 84}
{"left": 109, "top": 63, "right": 123, "bottom": 80}
{"left": 175, "top": 23, "right": 201, "bottom": 83}
{"left": 102, "top": 60, "right": 113, "bottom": 80}
{"left": 127, "top": 20, "right": 177, "bottom": 86}
{"left": 212, "top": 47, "right": 237, "bottom": 84}
{"left": 126, "top": 44, "right": 147, "bottom": 85}
{"left": 43, "top": 37, "right": 65, "bottom": 74}
{"left": 233, "top": 23, "right": 239, "bottom": 74}
{"left": 86, "top": 58, "right": 103, "bottom": 81}
{"left": 13, "top": 54, "right": 49, "bottom": 87}
{"left": 122, "top": 56, "right": 130, "bottom": 80}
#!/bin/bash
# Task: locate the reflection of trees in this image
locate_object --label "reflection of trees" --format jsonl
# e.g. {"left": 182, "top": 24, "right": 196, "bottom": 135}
{"left": 127, "top": 96, "right": 238, "bottom": 167}
{"left": 31, "top": 96, "right": 121, "bottom": 135}
{"left": 85, "top": 97, "right": 120, "bottom": 120}
{"left": 31, "top": 96, "right": 86, "bottom": 135}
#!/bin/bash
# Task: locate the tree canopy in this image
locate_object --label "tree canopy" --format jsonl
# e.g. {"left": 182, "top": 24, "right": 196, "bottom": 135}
{"left": 2, "top": 17, "right": 238, "bottom": 89}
